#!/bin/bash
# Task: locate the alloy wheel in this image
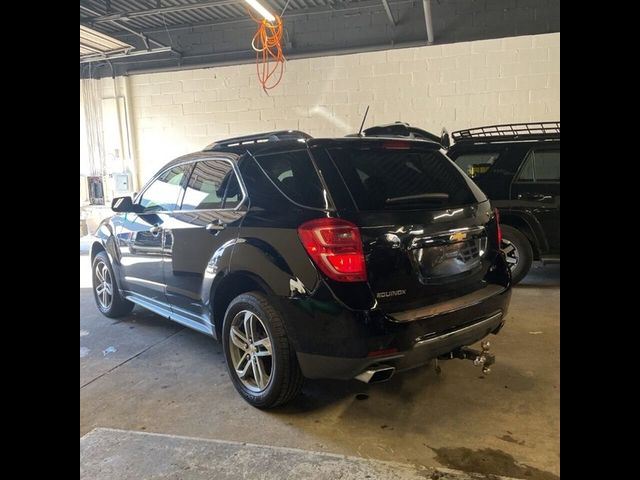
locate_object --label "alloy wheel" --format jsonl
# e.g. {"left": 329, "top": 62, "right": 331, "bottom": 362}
{"left": 501, "top": 238, "right": 520, "bottom": 269}
{"left": 228, "top": 310, "right": 273, "bottom": 392}
{"left": 94, "top": 260, "right": 113, "bottom": 310}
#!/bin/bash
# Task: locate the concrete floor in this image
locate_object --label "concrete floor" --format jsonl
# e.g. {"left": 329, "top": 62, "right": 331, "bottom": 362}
{"left": 81, "top": 428, "right": 525, "bottom": 480}
{"left": 80, "top": 255, "right": 559, "bottom": 479}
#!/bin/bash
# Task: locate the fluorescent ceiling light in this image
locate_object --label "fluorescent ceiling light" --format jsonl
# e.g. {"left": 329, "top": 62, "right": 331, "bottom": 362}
{"left": 80, "top": 25, "right": 132, "bottom": 58}
{"left": 244, "top": 0, "right": 276, "bottom": 22}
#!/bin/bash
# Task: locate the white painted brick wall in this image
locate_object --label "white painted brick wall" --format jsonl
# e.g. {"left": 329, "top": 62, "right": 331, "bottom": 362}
{"left": 103, "top": 33, "right": 560, "bottom": 181}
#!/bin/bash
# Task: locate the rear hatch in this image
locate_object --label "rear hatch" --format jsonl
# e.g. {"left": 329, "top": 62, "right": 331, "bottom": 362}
{"left": 319, "top": 139, "right": 501, "bottom": 315}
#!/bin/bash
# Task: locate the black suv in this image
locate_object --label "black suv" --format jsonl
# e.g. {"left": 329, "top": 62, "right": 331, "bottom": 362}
{"left": 90, "top": 130, "right": 512, "bottom": 408}
{"left": 445, "top": 122, "right": 560, "bottom": 283}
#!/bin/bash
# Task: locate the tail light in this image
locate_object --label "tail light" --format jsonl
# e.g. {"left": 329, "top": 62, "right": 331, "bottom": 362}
{"left": 382, "top": 140, "right": 411, "bottom": 149}
{"left": 495, "top": 208, "right": 502, "bottom": 245}
{"left": 297, "top": 218, "right": 367, "bottom": 282}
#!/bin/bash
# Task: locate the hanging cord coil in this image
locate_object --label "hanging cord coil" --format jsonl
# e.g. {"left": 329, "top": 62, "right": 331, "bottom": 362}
{"left": 247, "top": 10, "right": 285, "bottom": 92}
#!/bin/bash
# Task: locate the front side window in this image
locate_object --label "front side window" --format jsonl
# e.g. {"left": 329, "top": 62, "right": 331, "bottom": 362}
{"left": 138, "top": 165, "right": 189, "bottom": 212}
{"left": 453, "top": 152, "right": 501, "bottom": 179}
{"left": 181, "top": 160, "right": 242, "bottom": 210}
{"left": 516, "top": 149, "right": 560, "bottom": 182}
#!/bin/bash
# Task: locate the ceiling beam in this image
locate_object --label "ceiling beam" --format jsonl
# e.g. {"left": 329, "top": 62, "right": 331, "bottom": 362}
{"left": 109, "top": 0, "right": 416, "bottom": 36}
{"left": 86, "top": 0, "right": 240, "bottom": 24}
{"left": 381, "top": 0, "right": 396, "bottom": 26}
{"left": 80, "top": 46, "right": 175, "bottom": 64}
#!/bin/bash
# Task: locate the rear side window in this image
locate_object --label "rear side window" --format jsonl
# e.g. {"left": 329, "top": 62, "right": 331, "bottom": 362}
{"left": 517, "top": 149, "right": 560, "bottom": 182}
{"left": 253, "top": 150, "right": 328, "bottom": 209}
{"left": 328, "top": 147, "right": 477, "bottom": 211}
{"left": 453, "top": 152, "right": 501, "bottom": 178}
{"left": 237, "top": 155, "right": 292, "bottom": 211}
{"left": 181, "top": 160, "right": 242, "bottom": 210}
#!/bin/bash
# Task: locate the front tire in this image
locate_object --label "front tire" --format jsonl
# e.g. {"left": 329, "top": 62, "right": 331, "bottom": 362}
{"left": 500, "top": 225, "right": 533, "bottom": 285}
{"left": 222, "top": 292, "right": 303, "bottom": 408}
{"left": 92, "top": 251, "right": 134, "bottom": 318}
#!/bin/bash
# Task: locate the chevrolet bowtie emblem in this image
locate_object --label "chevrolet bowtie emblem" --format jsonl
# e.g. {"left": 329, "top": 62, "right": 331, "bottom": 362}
{"left": 449, "top": 231, "right": 468, "bottom": 242}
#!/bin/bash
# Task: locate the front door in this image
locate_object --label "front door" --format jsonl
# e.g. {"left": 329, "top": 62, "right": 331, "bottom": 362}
{"left": 510, "top": 145, "right": 560, "bottom": 253}
{"left": 115, "top": 164, "right": 192, "bottom": 308}
{"left": 162, "top": 158, "right": 247, "bottom": 331}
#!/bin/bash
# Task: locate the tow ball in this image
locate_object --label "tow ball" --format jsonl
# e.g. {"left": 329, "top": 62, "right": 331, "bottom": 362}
{"left": 436, "top": 341, "right": 495, "bottom": 375}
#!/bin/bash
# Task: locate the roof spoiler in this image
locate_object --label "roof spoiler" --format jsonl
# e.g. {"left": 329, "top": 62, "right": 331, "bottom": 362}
{"left": 347, "top": 121, "right": 445, "bottom": 145}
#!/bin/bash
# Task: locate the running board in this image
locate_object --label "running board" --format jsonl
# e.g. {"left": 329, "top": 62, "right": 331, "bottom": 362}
{"left": 540, "top": 256, "right": 560, "bottom": 265}
{"left": 125, "top": 294, "right": 213, "bottom": 336}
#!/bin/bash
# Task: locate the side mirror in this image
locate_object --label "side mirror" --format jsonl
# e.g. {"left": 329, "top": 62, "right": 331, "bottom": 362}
{"left": 440, "top": 128, "right": 451, "bottom": 149}
{"left": 111, "top": 196, "right": 138, "bottom": 213}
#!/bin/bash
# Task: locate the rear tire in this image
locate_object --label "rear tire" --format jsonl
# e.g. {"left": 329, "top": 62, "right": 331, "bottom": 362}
{"left": 222, "top": 291, "right": 303, "bottom": 408}
{"left": 500, "top": 225, "right": 533, "bottom": 285}
{"left": 92, "top": 251, "right": 135, "bottom": 318}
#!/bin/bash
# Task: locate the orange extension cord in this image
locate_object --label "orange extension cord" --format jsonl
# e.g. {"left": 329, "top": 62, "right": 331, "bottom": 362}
{"left": 247, "top": 10, "right": 285, "bottom": 92}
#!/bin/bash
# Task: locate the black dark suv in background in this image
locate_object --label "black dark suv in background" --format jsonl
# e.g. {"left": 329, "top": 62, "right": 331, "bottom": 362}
{"left": 90, "top": 130, "right": 511, "bottom": 408}
{"left": 446, "top": 123, "right": 560, "bottom": 283}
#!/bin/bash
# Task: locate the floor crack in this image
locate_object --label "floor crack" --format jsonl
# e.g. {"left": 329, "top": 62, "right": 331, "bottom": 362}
{"left": 80, "top": 327, "right": 185, "bottom": 390}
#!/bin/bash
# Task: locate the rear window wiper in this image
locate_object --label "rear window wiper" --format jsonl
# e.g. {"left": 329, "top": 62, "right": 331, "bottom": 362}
{"left": 385, "top": 193, "right": 450, "bottom": 204}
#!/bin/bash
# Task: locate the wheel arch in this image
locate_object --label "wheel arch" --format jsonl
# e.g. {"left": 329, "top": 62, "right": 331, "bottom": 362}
{"left": 90, "top": 241, "right": 106, "bottom": 262}
{"left": 210, "top": 271, "right": 275, "bottom": 340}
{"left": 499, "top": 211, "right": 545, "bottom": 260}
{"left": 207, "top": 235, "right": 317, "bottom": 341}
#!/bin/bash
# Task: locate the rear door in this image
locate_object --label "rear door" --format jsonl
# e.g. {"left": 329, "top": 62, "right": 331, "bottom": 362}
{"left": 162, "top": 157, "right": 247, "bottom": 330}
{"left": 510, "top": 145, "right": 560, "bottom": 252}
{"left": 322, "top": 141, "right": 502, "bottom": 314}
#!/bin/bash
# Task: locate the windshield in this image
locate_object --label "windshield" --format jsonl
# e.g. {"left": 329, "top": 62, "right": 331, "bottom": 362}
{"left": 327, "top": 146, "right": 478, "bottom": 211}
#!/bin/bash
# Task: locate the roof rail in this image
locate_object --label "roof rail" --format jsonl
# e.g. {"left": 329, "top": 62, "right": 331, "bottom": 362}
{"left": 347, "top": 121, "right": 442, "bottom": 144}
{"left": 204, "top": 130, "right": 312, "bottom": 151}
{"left": 452, "top": 122, "right": 560, "bottom": 143}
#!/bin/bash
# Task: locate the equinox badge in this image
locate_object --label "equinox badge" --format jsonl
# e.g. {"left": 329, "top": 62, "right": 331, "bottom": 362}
{"left": 376, "top": 290, "right": 407, "bottom": 299}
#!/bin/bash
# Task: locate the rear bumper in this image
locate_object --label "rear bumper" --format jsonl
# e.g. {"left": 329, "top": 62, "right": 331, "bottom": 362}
{"left": 297, "top": 309, "right": 505, "bottom": 380}
{"left": 283, "top": 283, "right": 511, "bottom": 380}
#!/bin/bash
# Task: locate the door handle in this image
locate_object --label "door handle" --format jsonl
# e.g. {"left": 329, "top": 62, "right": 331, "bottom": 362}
{"left": 150, "top": 225, "right": 162, "bottom": 236}
{"left": 206, "top": 221, "right": 225, "bottom": 232}
{"left": 518, "top": 193, "right": 552, "bottom": 201}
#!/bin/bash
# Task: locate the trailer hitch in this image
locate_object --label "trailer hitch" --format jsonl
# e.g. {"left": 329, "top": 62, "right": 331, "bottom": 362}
{"left": 438, "top": 341, "right": 495, "bottom": 375}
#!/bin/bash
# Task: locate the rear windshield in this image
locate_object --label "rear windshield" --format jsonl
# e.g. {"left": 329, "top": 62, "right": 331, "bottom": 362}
{"left": 328, "top": 146, "right": 477, "bottom": 211}
{"left": 253, "top": 149, "right": 329, "bottom": 209}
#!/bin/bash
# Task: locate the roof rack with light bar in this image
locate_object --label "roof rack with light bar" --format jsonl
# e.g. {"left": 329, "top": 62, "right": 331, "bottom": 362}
{"left": 452, "top": 122, "right": 560, "bottom": 143}
{"left": 204, "top": 130, "right": 312, "bottom": 151}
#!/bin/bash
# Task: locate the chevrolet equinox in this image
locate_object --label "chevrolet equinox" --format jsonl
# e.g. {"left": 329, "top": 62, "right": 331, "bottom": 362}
{"left": 90, "top": 130, "right": 512, "bottom": 408}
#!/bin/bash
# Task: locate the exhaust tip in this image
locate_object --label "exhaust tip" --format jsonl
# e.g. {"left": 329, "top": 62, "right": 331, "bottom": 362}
{"left": 355, "top": 365, "right": 396, "bottom": 384}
